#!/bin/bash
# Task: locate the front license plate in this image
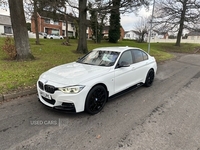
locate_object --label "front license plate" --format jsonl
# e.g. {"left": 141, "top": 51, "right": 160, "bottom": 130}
{"left": 40, "top": 91, "right": 51, "bottom": 99}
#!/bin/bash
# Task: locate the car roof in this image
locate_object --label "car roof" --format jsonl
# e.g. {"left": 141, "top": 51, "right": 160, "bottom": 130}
{"left": 93, "top": 46, "right": 143, "bottom": 53}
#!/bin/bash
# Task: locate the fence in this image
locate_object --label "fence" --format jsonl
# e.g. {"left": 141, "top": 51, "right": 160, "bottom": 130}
{"left": 150, "top": 37, "right": 200, "bottom": 44}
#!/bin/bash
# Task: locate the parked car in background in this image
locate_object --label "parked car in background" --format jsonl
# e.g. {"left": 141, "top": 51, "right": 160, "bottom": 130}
{"left": 39, "top": 32, "right": 47, "bottom": 38}
{"left": 47, "top": 34, "right": 63, "bottom": 39}
{"left": 37, "top": 46, "right": 157, "bottom": 115}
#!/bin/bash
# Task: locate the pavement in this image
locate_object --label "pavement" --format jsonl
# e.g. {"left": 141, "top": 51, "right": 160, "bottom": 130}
{"left": 0, "top": 88, "right": 37, "bottom": 103}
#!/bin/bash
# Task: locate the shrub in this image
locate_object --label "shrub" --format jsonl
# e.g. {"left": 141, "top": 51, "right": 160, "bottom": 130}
{"left": 2, "top": 36, "right": 17, "bottom": 59}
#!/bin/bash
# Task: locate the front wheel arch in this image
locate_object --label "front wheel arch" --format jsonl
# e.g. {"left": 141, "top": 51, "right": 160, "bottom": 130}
{"left": 88, "top": 83, "right": 109, "bottom": 100}
{"left": 85, "top": 84, "right": 108, "bottom": 115}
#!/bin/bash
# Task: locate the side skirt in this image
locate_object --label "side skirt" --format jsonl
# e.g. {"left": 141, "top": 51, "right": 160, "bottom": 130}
{"left": 108, "top": 82, "right": 144, "bottom": 101}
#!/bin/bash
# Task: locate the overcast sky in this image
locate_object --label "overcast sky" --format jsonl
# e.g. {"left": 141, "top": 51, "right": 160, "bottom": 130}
{"left": 121, "top": 8, "right": 152, "bottom": 31}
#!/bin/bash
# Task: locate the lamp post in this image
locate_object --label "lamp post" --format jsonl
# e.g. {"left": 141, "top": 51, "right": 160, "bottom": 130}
{"left": 95, "top": 10, "right": 98, "bottom": 43}
{"left": 148, "top": 0, "right": 156, "bottom": 54}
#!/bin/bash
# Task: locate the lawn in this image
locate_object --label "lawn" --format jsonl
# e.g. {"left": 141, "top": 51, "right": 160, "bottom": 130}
{"left": 0, "top": 38, "right": 200, "bottom": 94}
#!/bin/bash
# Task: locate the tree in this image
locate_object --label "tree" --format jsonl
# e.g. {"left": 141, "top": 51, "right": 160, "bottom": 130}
{"left": 66, "top": 0, "right": 88, "bottom": 53}
{"left": 76, "top": 0, "right": 88, "bottom": 53}
{"left": 120, "top": 0, "right": 149, "bottom": 13}
{"left": 33, "top": 0, "right": 40, "bottom": 45}
{"left": 109, "top": 0, "right": 121, "bottom": 43}
{"left": 67, "top": 0, "right": 149, "bottom": 52}
{"left": 108, "top": 0, "right": 149, "bottom": 43}
{"left": 133, "top": 17, "right": 149, "bottom": 42}
{"left": 24, "top": 0, "right": 40, "bottom": 45}
{"left": 153, "top": 0, "right": 200, "bottom": 46}
{"left": 8, "top": 0, "right": 34, "bottom": 60}
{"left": 88, "top": 2, "right": 108, "bottom": 43}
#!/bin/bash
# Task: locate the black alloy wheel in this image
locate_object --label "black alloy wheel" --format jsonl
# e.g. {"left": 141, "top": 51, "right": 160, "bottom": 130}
{"left": 144, "top": 69, "right": 155, "bottom": 87}
{"left": 85, "top": 85, "right": 108, "bottom": 115}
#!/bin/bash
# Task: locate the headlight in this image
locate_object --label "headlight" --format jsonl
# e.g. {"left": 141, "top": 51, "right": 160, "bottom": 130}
{"left": 59, "top": 85, "right": 85, "bottom": 94}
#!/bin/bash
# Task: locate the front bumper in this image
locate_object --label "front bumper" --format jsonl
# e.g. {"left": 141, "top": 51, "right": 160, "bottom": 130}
{"left": 37, "top": 82, "right": 89, "bottom": 113}
{"left": 38, "top": 97, "right": 76, "bottom": 112}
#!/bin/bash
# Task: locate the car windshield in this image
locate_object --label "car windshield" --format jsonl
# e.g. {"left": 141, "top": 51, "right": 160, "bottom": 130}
{"left": 77, "top": 50, "right": 120, "bottom": 66}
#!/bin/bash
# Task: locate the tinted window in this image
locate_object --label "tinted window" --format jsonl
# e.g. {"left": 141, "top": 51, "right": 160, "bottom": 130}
{"left": 132, "top": 50, "right": 143, "bottom": 63}
{"left": 118, "top": 50, "right": 133, "bottom": 65}
{"left": 132, "top": 49, "right": 148, "bottom": 63}
{"left": 143, "top": 52, "right": 148, "bottom": 60}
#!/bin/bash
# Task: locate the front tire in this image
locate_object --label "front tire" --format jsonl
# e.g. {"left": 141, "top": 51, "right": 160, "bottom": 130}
{"left": 85, "top": 85, "right": 107, "bottom": 115}
{"left": 144, "top": 69, "right": 155, "bottom": 87}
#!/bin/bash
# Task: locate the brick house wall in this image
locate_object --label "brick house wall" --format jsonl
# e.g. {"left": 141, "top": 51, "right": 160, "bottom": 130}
{"left": 31, "top": 14, "right": 63, "bottom": 36}
{"left": 120, "top": 27, "right": 125, "bottom": 40}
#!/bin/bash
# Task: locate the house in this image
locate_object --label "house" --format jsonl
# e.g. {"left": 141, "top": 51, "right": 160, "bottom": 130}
{"left": 0, "top": 14, "right": 12, "bottom": 35}
{"left": 102, "top": 26, "right": 125, "bottom": 40}
{"left": 31, "top": 11, "right": 93, "bottom": 39}
{"left": 151, "top": 30, "right": 168, "bottom": 39}
{"left": 31, "top": 12, "right": 75, "bottom": 38}
{"left": 187, "top": 31, "right": 200, "bottom": 40}
{"left": 120, "top": 27, "right": 125, "bottom": 40}
{"left": 124, "top": 30, "right": 139, "bottom": 40}
{"left": 31, "top": 11, "right": 126, "bottom": 40}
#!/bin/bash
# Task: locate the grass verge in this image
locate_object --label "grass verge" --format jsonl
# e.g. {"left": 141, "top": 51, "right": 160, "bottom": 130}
{"left": 0, "top": 38, "right": 199, "bottom": 94}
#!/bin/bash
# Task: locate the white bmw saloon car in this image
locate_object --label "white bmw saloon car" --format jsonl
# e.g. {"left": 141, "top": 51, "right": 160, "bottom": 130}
{"left": 37, "top": 47, "right": 157, "bottom": 114}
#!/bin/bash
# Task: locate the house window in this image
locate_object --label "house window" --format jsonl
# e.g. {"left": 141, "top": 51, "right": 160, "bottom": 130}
{"left": 54, "top": 21, "right": 59, "bottom": 25}
{"left": 63, "top": 22, "right": 66, "bottom": 26}
{"left": 71, "top": 23, "right": 74, "bottom": 27}
{"left": 50, "top": 20, "right": 54, "bottom": 24}
{"left": 52, "top": 29, "right": 59, "bottom": 35}
{"left": 4, "top": 26, "right": 12, "bottom": 34}
{"left": 45, "top": 19, "right": 50, "bottom": 24}
{"left": 126, "top": 34, "right": 130, "bottom": 38}
{"left": 68, "top": 31, "right": 73, "bottom": 37}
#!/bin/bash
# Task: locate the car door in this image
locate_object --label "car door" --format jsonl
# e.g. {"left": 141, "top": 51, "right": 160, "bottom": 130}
{"left": 114, "top": 50, "right": 135, "bottom": 94}
{"left": 131, "top": 49, "right": 150, "bottom": 83}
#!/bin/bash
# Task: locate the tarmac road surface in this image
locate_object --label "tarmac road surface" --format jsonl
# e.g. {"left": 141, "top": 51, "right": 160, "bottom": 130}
{"left": 0, "top": 53, "right": 200, "bottom": 150}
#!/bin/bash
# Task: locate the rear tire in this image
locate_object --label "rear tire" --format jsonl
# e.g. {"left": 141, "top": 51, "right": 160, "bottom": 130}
{"left": 85, "top": 85, "right": 107, "bottom": 115}
{"left": 144, "top": 69, "right": 155, "bottom": 87}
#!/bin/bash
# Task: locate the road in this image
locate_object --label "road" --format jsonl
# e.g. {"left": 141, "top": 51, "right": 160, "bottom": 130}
{"left": 0, "top": 53, "right": 200, "bottom": 150}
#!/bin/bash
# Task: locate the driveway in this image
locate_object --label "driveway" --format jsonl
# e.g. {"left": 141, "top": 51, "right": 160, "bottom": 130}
{"left": 0, "top": 53, "right": 200, "bottom": 150}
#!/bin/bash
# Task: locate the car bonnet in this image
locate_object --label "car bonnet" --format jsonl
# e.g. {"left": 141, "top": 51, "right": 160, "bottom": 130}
{"left": 39, "top": 62, "right": 112, "bottom": 86}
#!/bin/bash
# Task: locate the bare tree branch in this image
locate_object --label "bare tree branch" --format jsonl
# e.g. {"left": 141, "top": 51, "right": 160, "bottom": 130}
{"left": 153, "top": 0, "right": 200, "bottom": 46}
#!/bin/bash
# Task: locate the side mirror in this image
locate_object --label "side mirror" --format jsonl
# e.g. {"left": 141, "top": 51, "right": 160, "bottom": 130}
{"left": 118, "top": 61, "right": 130, "bottom": 68}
